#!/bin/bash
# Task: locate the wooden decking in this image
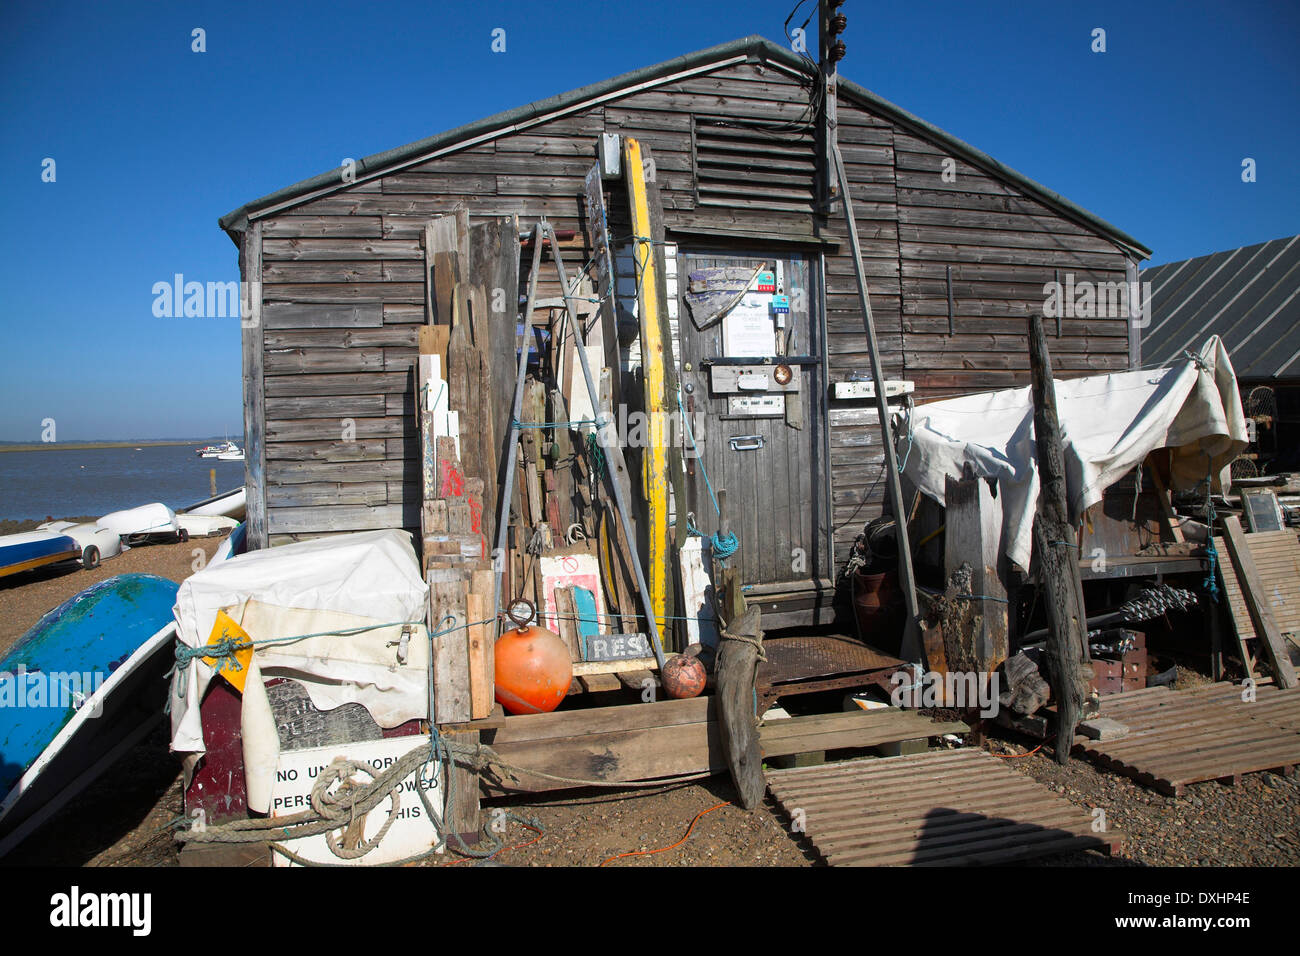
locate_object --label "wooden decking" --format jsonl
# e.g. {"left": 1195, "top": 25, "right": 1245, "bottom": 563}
{"left": 767, "top": 748, "right": 1120, "bottom": 866}
{"left": 1074, "top": 682, "right": 1300, "bottom": 795}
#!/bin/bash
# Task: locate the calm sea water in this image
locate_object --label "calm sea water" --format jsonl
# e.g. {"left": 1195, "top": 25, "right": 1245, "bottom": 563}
{"left": 0, "top": 445, "right": 246, "bottom": 522}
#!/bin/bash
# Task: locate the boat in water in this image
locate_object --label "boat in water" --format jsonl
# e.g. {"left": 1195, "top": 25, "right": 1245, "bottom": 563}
{"left": 0, "top": 573, "right": 181, "bottom": 856}
{"left": 196, "top": 440, "right": 240, "bottom": 459}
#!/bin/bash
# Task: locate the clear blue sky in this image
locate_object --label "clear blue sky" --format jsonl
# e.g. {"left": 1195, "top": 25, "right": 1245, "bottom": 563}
{"left": 1, "top": 0, "right": 1296, "bottom": 440}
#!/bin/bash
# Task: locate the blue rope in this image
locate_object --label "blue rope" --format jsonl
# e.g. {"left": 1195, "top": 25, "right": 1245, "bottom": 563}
{"left": 677, "top": 387, "right": 739, "bottom": 563}
{"left": 1199, "top": 458, "right": 1221, "bottom": 603}
{"left": 711, "top": 531, "right": 740, "bottom": 560}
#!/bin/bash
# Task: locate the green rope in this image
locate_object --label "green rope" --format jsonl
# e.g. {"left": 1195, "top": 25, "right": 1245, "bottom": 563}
{"left": 168, "top": 618, "right": 423, "bottom": 704}
{"left": 585, "top": 431, "right": 606, "bottom": 482}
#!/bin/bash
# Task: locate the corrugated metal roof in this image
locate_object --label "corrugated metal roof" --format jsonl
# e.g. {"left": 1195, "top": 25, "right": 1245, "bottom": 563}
{"left": 217, "top": 35, "right": 1150, "bottom": 259}
{"left": 1141, "top": 235, "right": 1300, "bottom": 382}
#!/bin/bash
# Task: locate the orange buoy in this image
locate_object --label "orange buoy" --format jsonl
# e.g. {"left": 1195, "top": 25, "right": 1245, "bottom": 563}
{"left": 662, "top": 654, "right": 707, "bottom": 699}
{"left": 494, "top": 599, "right": 572, "bottom": 715}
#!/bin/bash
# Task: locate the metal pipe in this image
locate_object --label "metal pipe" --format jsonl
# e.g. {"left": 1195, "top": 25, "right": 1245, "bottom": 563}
{"left": 491, "top": 224, "right": 546, "bottom": 627}
{"left": 542, "top": 220, "right": 668, "bottom": 670}
{"left": 831, "top": 140, "right": 924, "bottom": 665}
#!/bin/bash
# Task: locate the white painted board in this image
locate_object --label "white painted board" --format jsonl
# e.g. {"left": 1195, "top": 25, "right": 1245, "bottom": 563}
{"left": 269, "top": 734, "right": 445, "bottom": 867}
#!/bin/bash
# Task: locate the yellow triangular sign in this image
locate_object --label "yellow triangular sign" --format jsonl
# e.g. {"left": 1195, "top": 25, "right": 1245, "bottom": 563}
{"left": 204, "top": 609, "right": 254, "bottom": 693}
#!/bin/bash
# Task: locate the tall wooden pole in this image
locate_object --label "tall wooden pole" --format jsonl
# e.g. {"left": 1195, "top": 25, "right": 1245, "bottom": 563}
{"left": 1028, "top": 313, "right": 1093, "bottom": 763}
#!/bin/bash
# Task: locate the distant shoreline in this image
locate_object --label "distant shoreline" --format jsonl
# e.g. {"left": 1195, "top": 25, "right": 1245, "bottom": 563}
{"left": 0, "top": 440, "right": 237, "bottom": 453}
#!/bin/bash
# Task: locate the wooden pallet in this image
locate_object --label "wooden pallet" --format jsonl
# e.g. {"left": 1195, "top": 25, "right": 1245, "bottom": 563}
{"left": 1213, "top": 526, "right": 1300, "bottom": 685}
{"left": 760, "top": 708, "right": 968, "bottom": 759}
{"left": 1074, "top": 682, "right": 1300, "bottom": 795}
{"left": 766, "top": 749, "right": 1120, "bottom": 866}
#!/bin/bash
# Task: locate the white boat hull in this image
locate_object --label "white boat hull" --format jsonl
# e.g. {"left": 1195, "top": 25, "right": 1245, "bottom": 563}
{"left": 97, "top": 503, "right": 180, "bottom": 541}
{"left": 176, "top": 514, "right": 238, "bottom": 538}
{"left": 181, "top": 487, "right": 246, "bottom": 520}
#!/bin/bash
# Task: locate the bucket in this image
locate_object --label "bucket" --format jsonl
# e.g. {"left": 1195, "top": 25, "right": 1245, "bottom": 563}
{"left": 852, "top": 568, "right": 903, "bottom": 652}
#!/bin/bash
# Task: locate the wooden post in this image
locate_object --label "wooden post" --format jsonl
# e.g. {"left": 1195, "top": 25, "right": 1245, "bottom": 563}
{"left": 944, "top": 463, "right": 1009, "bottom": 674}
{"left": 1028, "top": 313, "right": 1093, "bottom": 764}
{"left": 717, "top": 598, "right": 764, "bottom": 810}
{"left": 239, "top": 220, "right": 267, "bottom": 550}
{"left": 440, "top": 727, "right": 481, "bottom": 844}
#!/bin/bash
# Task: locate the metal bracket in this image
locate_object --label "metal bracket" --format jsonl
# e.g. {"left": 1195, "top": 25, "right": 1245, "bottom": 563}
{"left": 729, "top": 435, "right": 765, "bottom": 452}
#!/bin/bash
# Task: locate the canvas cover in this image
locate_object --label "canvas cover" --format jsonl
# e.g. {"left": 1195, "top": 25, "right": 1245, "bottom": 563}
{"left": 169, "top": 530, "right": 430, "bottom": 788}
{"left": 901, "top": 336, "right": 1247, "bottom": 571}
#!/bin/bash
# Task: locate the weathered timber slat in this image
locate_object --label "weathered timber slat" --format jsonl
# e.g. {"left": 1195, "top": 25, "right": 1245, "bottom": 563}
{"left": 759, "top": 707, "right": 968, "bottom": 758}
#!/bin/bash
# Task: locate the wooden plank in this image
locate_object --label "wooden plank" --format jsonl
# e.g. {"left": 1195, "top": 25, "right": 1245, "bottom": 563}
{"left": 623, "top": 136, "right": 673, "bottom": 632}
{"left": 430, "top": 569, "right": 471, "bottom": 724}
{"left": 466, "top": 580, "right": 493, "bottom": 721}
{"left": 552, "top": 586, "right": 582, "bottom": 660}
{"left": 267, "top": 504, "right": 406, "bottom": 534}
{"left": 943, "top": 464, "right": 1009, "bottom": 673}
{"left": 480, "top": 697, "right": 721, "bottom": 795}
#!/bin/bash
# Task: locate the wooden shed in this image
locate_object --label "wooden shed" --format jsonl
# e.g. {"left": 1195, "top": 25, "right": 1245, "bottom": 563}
{"left": 220, "top": 34, "right": 1150, "bottom": 630}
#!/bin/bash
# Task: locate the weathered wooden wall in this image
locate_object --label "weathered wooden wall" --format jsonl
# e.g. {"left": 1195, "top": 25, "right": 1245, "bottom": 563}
{"left": 240, "top": 53, "right": 1134, "bottom": 567}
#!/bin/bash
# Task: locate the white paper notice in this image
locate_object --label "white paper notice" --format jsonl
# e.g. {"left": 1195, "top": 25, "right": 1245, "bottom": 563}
{"left": 722, "top": 293, "right": 775, "bottom": 357}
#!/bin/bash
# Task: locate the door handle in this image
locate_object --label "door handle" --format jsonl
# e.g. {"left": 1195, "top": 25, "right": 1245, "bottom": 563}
{"left": 729, "top": 435, "right": 764, "bottom": 452}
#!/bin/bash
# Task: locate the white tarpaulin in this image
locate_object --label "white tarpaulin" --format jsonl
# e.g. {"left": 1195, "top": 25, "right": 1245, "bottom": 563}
{"left": 169, "top": 530, "right": 430, "bottom": 784}
{"left": 901, "top": 336, "right": 1247, "bottom": 571}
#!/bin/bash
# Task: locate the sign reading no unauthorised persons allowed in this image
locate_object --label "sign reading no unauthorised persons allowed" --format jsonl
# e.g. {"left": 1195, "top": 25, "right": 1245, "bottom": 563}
{"left": 269, "top": 735, "right": 445, "bottom": 867}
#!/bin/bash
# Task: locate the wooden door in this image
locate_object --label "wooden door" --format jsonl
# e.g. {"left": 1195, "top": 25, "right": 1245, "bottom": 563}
{"left": 676, "top": 249, "right": 829, "bottom": 594}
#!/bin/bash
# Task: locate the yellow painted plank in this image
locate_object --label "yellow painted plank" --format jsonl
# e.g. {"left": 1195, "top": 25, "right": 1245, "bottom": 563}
{"left": 623, "top": 136, "right": 670, "bottom": 630}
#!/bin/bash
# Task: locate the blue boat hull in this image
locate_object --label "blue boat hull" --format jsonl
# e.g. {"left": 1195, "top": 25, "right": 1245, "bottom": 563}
{"left": 0, "top": 574, "right": 179, "bottom": 851}
{"left": 0, "top": 534, "right": 82, "bottom": 579}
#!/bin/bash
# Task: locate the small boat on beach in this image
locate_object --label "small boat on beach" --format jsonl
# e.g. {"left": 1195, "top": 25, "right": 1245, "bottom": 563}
{"left": 0, "top": 573, "right": 181, "bottom": 856}
{"left": 0, "top": 531, "right": 84, "bottom": 579}
{"left": 176, "top": 513, "right": 238, "bottom": 538}
{"left": 35, "top": 521, "right": 123, "bottom": 568}
{"left": 180, "top": 486, "right": 246, "bottom": 521}
{"left": 97, "top": 502, "right": 185, "bottom": 544}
